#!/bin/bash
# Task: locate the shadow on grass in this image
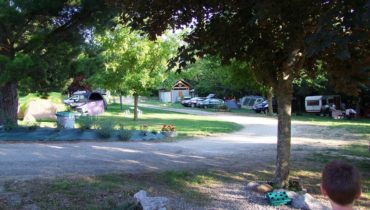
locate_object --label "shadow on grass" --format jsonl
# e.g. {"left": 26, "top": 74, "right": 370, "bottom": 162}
{"left": 293, "top": 114, "right": 370, "bottom": 135}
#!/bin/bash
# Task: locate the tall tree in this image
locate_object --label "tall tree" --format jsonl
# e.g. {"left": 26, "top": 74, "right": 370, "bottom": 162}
{"left": 0, "top": 0, "right": 108, "bottom": 125}
{"left": 91, "top": 24, "right": 177, "bottom": 120}
{"left": 112, "top": 0, "right": 370, "bottom": 187}
{"left": 178, "top": 56, "right": 266, "bottom": 99}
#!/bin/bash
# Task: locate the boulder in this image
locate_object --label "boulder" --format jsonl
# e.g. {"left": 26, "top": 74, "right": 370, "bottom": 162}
{"left": 246, "top": 181, "right": 259, "bottom": 190}
{"left": 274, "top": 190, "right": 330, "bottom": 210}
{"left": 246, "top": 181, "right": 273, "bottom": 193}
{"left": 22, "top": 100, "right": 57, "bottom": 122}
{"left": 291, "top": 193, "right": 330, "bottom": 210}
{"left": 255, "top": 183, "right": 273, "bottom": 193}
{"left": 134, "top": 190, "right": 169, "bottom": 210}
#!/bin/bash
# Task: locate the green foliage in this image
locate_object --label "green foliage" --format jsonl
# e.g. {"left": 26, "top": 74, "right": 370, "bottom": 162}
{"left": 0, "top": 0, "right": 109, "bottom": 93}
{"left": 90, "top": 24, "right": 178, "bottom": 97}
{"left": 77, "top": 116, "right": 97, "bottom": 130}
{"left": 162, "top": 56, "right": 266, "bottom": 98}
{"left": 96, "top": 120, "right": 114, "bottom": 139}
{"left": 151, "top": 129, "right": 158, "bottom": 134}
{"left": 118, "top": 128, "right": 132, "bottom": 141}
{"left": 3, "top": 119, "right": 17, "bottom": 131}
{"left": 26, "top": 122, "right": 40, "bottom": 131}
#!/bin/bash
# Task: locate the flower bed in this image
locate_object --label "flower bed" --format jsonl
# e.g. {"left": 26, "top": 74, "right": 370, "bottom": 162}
{"left": 161, "top": 124, "right": 177, "bottom": 138}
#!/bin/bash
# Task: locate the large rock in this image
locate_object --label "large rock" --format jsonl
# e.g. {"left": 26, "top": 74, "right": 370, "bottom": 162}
{"left": 246, "top": 181, "right": 259, "bottom": 190}
{"left": 292, "top": 193, "right": 330, "bottom": 210}
{"left": 274, "top": 189, "right": 329, "bottom": 210}
{"left": 247, "top": 181, "right": 273, "bottom": 194}
{"left": 134, "top": 190, "right": 169, "bottom": 210}
{"left": 22, "top": 100, "right": 57, "bottom": 122}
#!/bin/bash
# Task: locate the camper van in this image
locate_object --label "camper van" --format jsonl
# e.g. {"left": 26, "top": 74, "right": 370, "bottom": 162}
{"left": 305, "top": 95, "right": 341, "bottom": 113}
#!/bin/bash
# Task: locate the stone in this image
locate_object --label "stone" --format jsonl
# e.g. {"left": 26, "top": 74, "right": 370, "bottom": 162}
{"left": 254, "top": 183, "right": 273, "bottom": 193}
{"left": 246, "top": 181, "right": 259, "bottom": 190}
{"left": 22, "top": 204, "right": 40, "bottom": 210}
{"left": 22, "top": 99, "right": 57, "bottom": 121}
{"left": 291, "top": 193, "right": 330, "bottom": 210}
{"left": 134, "top": 190, "right": 169, "bottom": 210}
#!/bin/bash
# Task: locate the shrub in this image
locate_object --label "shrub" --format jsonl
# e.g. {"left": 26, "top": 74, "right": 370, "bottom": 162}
{"left": 26, "top": 122, "right": 40, "bottom": 131}
{"left": 4, "top": 119, "right": 17, "bottom": 131}
{"left": 96, "top": 120, "right": 114, "bottom": 139}
{"left": 118, "top": 129, "right": 132, "bottom": 141}
{"left": 151, "top": 129, "right": 158, "bottom": 134}
{"left": 78, "top": 116, "right": 96, "bottom": 130}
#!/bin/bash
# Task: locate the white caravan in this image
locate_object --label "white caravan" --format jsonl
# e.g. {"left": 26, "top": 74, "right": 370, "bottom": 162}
{"left": 305, "top": 95, "right": 341, "bottom": 113}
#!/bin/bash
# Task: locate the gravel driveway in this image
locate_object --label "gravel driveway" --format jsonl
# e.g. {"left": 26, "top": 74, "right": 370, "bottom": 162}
{"left": 0, "top": 106, "right": 360, "bottom": 181}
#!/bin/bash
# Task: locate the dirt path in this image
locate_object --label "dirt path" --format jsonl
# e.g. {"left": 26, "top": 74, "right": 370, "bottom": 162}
{"left": 0, "top": 106, "right": 363, "bottom": 181}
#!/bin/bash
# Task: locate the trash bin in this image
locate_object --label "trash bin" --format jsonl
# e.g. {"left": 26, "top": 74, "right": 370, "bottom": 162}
{"left": 56, "top": 112, "right": 75, "bottom": 129}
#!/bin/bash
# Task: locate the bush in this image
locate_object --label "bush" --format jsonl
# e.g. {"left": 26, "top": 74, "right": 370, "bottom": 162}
{"left": 118, "top": 129, "right": 132, "bottom": 141}
{"left": 26, "top": 122, "right": 40, "bottom": 131}
{"left": 96, "top": 120, "right": 114, "bottom": 139}
{"left": 151, "top": 129, "right": 158, "bottom": 134}
{"left": 78, "top": 116, "right": 96, "bottom": 130}
{"left": 4, "top": 119, "right": 17, "bottom": 131}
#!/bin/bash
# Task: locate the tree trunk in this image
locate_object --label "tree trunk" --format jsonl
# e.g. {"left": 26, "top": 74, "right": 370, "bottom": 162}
{"left": 274, "top": 71, "right": 293, "bottom": 188}
{"left": 356, "top": 96, "right": 361, "bottom": 117}
{"left": 267, "top": 86, "right": 273, "bottom": 115}
{"left": 120, "top": 95, "right": 123, "bottom": 110}
{"left": 0, "top": 82, "right": 18, "bottom": 126}
{"left": 133, "top": 94, "right": 139, "bottom": 121}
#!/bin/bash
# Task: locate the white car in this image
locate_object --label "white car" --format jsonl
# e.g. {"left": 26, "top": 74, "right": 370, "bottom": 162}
{"left": 64, "top": 91, "right": 90, "bottom": 106}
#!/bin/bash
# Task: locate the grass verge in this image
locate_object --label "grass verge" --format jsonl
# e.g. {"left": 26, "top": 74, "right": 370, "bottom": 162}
{"left": 0, "top": 170, "right": 242, "bottom": 210}
{"left": 75, "top": 103, "right": 243, "bottom": 138}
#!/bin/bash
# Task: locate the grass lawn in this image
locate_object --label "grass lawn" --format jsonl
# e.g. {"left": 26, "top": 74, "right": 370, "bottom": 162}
{"left": 0, "top": 170, "right": 236, "bottom": 210}
{"left": 92, "top": 103, "right": 242, "bottom": 137}
{"left": 6, "top": 97, "right": 368, "bottom": 209}
{"left": 28, "top": 103, "right": 242, "bottom": 138}
{"left": 292, "top": 114, "right": 370, "bottom": 136}
{"left": 2, "top": 153, "right": 369, "bottom": 210}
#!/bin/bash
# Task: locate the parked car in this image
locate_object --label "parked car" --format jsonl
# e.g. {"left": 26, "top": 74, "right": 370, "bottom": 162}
{"left": 240, "top": 95, "right": 265, "bottom": 109}
{"left": 75, "top": 92, "right": 107, "bottom": 116}
{"left": 206, "top": 93, "right": 216, "bottom": 99}
{"left": 253, "top": 100, "right": 277, "bottom": 113}
{"left": 64, "top": 91, "right": 90, "bottom": 106}
{"left": 198, "top": 98, "right": 224, "bottom": 109}
{"left": 180, "top": 96, "right": 192, "bottom": 107}
{"left": 189, "top": 97, "right": 206, "bottom": 108}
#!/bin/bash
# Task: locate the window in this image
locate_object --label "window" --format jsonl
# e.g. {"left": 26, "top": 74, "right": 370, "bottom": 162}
{"left": 307, "top": 100, "right": 319, "bottom": 106}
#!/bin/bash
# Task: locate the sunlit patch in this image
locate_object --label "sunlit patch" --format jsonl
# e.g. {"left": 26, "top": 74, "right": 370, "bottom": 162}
{"left": 91, "top": 146, "right": 143, "bottom": 153}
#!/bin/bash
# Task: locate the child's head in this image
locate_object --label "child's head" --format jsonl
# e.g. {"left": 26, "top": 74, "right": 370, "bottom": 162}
{"left": 321, "top": 160, "right": 361, "bottom": 206}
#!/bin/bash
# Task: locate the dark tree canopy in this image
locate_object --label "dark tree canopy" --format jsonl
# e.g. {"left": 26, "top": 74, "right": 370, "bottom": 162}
{"left": 0, "top": 0, "right": 111, "bottom": 124}
{"left": 111, "top": 0, "right": 370, "bottom": 187}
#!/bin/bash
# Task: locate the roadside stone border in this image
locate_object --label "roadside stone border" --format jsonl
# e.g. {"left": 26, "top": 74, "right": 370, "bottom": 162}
{"left": 0, "top": 128, "right": 171, "bottom": 142}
